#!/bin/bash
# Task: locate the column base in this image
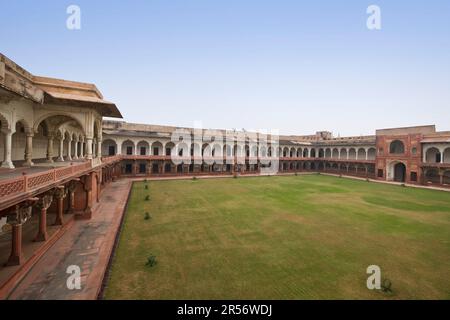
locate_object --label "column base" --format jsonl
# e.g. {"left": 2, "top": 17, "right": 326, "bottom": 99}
{"left": 45, "top": 158, "right": 54, "bottom": 163}
{"left": 23, "top": 160, "right": 34, "bottom": 167}
{"left": 53, "top": 217, "right": 64, "bottom": 226}
{"left": 5, "top": 253, "right": 24, "bottom": 267}
{"left": 1, "top": 161, "right": 14, "bottom": 169}
{"left": 76, "top": 208, "right": 92, "bottom": 220}
{"left": 33, "top": 231, "right": 48, "bottom": 242}
{"left": 56, "top": 157, "right": 65, "bottom": 162}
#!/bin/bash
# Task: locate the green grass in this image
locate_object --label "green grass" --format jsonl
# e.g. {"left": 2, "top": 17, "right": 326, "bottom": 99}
{"left": 104, "top": 175, "right": 450, "bottom": 299}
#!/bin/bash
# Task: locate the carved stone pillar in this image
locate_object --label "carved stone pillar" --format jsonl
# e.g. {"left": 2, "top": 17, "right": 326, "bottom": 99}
{"left": 97, "top": 139, "right": 102, "bottom": 158}
{"left": 77, "top": 173, "right": 94, "bottom": 220}
{"left": 1, "top": 130, "right": 14, "bottom": 169}
{"left": 4, "top": 199, "right": 37, "bottom": 266}
{"left": 80, "top": 138, "right": 85, "bottom": 158}
{"left": 73, "top": 138, "right": 79, "bottom": 159}
{"left": 53, "top": 186, "right": 67, "bottom": 226}
{"left": 46, "top": 134, "right": 54, "bottom": 163}
{"left": 66, "top": 137, "right": 73, "bottom": 161}
{"left": 34, "top": 194, "right": 53, "bottom": 242}
{"left": 86, "top": 138, "right": 93, "bottom": 160}
{"left": 24, "top": 131, "right": 34, "bottom": 167}
{"left": 66, "top": 180, "right": 78, "bottom": 214}
{"left": 57, "top": 137, "right": 65, "bottom": 162}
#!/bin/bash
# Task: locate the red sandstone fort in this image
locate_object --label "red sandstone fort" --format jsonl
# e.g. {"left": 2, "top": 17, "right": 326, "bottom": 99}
{"left": 0, "top": 53, "right": 449, "bottom": 298}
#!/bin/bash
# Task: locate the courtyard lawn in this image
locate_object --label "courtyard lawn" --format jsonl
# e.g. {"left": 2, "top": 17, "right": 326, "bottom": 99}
{"left": 104, "top": 175, "right": 450, "bottom": 299}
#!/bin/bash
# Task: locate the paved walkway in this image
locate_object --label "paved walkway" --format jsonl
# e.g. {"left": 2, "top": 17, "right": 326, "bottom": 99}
{"left": 7, "top": 179, "right": 132, "bottom": 300}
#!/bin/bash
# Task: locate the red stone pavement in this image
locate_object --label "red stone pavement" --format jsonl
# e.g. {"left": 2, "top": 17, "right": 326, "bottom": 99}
{"left": 7, "top": 179, "right": 132, "bottom": 300}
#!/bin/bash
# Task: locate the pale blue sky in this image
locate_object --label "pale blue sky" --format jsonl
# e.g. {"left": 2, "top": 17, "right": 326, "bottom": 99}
{"left": 1, "top": 0, "right": 449, "bottom": 136}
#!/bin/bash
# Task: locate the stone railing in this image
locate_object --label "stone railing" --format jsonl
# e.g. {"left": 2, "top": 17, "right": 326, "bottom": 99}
{"left": 101, "top": 155, "right": 123, "bottom": 164}
{"left": 0, "top": 161, "right": 93, "bottom": 199}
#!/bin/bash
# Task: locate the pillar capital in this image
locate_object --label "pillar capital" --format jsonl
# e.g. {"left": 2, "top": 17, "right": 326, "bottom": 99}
{"left": 67, "top": 179, "right": 79, "bottom": 193}
{"left": 24, "top": 127, "right": 34, "bottom": 136}
{"left": 6, "top": 199, "right": 37, "bottom": 226}
{"left": 54, "top": 185, "right": 67, "bottom": 199}
{"left": 35, "top": 194, "right": 53, "bottom": 211}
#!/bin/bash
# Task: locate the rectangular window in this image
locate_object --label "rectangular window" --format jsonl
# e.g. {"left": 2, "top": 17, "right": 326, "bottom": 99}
{"left": 125, "top": 164, "right": 132, "bottom": 174}
{"left": 139, "top": 163, "right": 146, "bottom": 174}
{"left": 154, "top": 147, "right": 159, "bottom": 156}
{"left": 126, "top": 146, "right": 133, "bottom": 155}
{"left": 108, "top": 146, "right": 115, "bottom": 156}
{"left": 166, "top": 148, "right": 171, "bottom": 156}
{"left": 140, "top": 147, "right": 146, "bottom": 155}
{"left": 411, "top": 172, "right": 417, "bottom": 182}
{"left": 377, "top": 169, "right": 384, "bottom": 178}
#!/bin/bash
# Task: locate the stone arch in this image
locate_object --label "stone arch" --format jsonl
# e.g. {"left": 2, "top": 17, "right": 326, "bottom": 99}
{"left": 425, "top": 147, "right": 441, "bottom": 163}
{"left": 11, "top": 120, "right": 28, "bottom": 163}
{"left": 302, "top": 148, "right": 309, "bottom": 158}
{"left": 310, "top": 149, "right": 316, "bottom": 158}
{"left": 102, "top": 138, "right": 118, "bottom": 156}
{"left": 137, "top": 140, "right": 150, "bottom": 156}
{"left": 444, "top": 148, "right": 450, "bottom": 164}
{"left": 390, "top": 140, "right": 405, "bottom": 154}
{"left": 387, "top": 161, "right": 406, "bottom": 182}
{"left": 348, "top": 148, "right": 357, "bottom": 160}
{"left": 33, "top": 112, "right": 86, "bottom": 135}
{"left": 332, "top": 148, "right": 339, "bottom": 159}
{"left": 165, "top": 141, "right": 175, "bottom": 156}
{"left": 340, "top": 148, "right": 347, "bottom": 159}
{"left": 122, "top": 139, "right": 135, "bottom": 155}
{"left": 290, "top": 147, "right": 296, "bottom": 157}
{"left": 443, "top": 170, "right": 450, "bottom": 184}
{"left": 357, "top": 148, "right": 367, "bottom": 160}
{"left": 325, "top": 148, "right": 331, "bottom": 158}
{"left": 202, "top": 143, "right": 212, "bottom": 157}
{"left": 212, "top": 143, "right": 223, "bottom": 158}
{"left": 282, "top": 147, "right": 289, "bottom": 157}
{"left": 297, "top": 148, "right": 302, "bottom": 157}
{"left": 318, "top": 148, "right": 324, "bottom": 158}
{"left": 151, "top": 141, "right": 164, "bottom": 156}
{"left": 367, "top": 148, "right": 376, "bottom": 160}
{"left": 14, "top": 118, "right": 32, "bottom": 131}
{"left": 425, "top": 168, "right": 440, "bottom": 184}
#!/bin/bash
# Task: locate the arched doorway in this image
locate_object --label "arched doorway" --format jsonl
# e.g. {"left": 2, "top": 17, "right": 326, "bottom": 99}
{"left": 393, "top": 163, "right": 406, "bottom": 182}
